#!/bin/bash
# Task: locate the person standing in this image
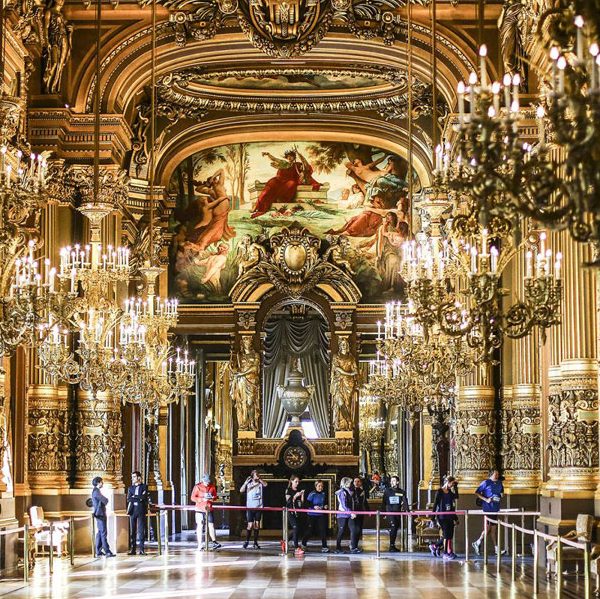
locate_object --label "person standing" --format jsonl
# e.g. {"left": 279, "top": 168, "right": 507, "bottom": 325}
{"left": 335, "top": 477, "right": 359, "bottom": 554}
{"left": 285, "top": 475, "right": 305, "bottom": 556}
{"left": 352, "top": 477, "right": 369, "bottom": 545}
{"left": 302, "top": 480, "right": 329, "bottom": 553}
{"left": 240, "top": 470, "right": 267, "bottom": 549}
{"left": 472, "top": 469, "right": 504, "bottom": 555}
{"left": 91, "top": 477, "right": 115, "bottom": 558}
{"left": 127, "top": 471, "right": 149, "bottom": 555}
{"left": 383, "top": 475, "right": 409, "bottom": 552}
{"left": 433, "top": 476, "right": 459, "bottom": 560}
{"left": 191, "top": 474, "right": 221, "bottom": 550}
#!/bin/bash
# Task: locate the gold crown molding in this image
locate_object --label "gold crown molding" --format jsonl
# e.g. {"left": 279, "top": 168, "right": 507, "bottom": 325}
{"left": 75, "top": 22, "right": 475, "bottom": 115}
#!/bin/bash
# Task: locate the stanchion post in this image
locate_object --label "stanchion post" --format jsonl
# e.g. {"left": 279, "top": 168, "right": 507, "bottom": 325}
{"left": 484, "top": 516, "right": 489, "bottom": 566}
{"left": 282, "top": 508, "right": 288, "bottom": 555}
{"left": 533, "top": 531, "right": 539, "bottom": 596}
{"left": 23, "top": 524, "right": 30, "bottom": 582}
{"left": 464, "top": 512, "right": 469, "bottom": 562}
{"left": 511, "top": 522, "right": 516, "bottom": 582}
{"left": 521, "top": 510, "right": 525, "bottom": 557}
{"left": 91, "top": 517, "right": 96, "bottom": 557}
{"left": 164, "top": 510, "right": 169, "bottom": 551}
{"left": 204, "top": 511, "right": 209, "bottom": 552}
{"left": 376, "top": 511, "right": 380, "bottom": 559}
{"left": 49, "top": 521, "right": 54, "bottom": 574}
{"left": 69, "top": 516, "right": 74, "bottom": 566}
{"left": 556, "top": 536, "right": 563, "bottom": 598}
{"left": 496, "top": 518, "right": 502, "bottom": 577}
{"left": 584, "top": 541, "right": 591, "bottom": 599}
{"left": 156, "top": 513, "right": 162, "bottom": 556}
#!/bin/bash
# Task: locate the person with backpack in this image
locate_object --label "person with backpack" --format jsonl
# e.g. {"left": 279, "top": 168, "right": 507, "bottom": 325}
{"left": 335, "top": 477, "right": 360, "bottom": 554}
{"left": 383, "top": 475, "right": 409, "bottom": 552}
{"left": 240, "top": 469, "right": 267, "bottom": 549}
{"left": 432, "top": 476, "right": 459, "bottom": 560}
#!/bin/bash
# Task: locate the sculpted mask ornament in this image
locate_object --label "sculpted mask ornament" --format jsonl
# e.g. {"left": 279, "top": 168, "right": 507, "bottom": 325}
{"left": 150, "top": 0, "right": 428, "bottom": 57}
{"left": 230, "top": 223, "right": 361, "bottom": 302}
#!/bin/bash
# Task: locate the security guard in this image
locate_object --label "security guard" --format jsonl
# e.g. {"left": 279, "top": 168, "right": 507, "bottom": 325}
{"left": 383, "top": 475, "right": 409, "bottom": 552}
{"left": 127, "top": 471, "right": 149, "bottom": 555}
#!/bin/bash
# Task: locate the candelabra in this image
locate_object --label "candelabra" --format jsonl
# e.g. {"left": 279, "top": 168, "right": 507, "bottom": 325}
{"left": 0, "top": 241, "right": 57, "bottom": 357}
{"left": 436, "top": 211, "right": 562, "bottom": 363}
{"left": 38, "top": 203, "right": 133, "bottom": 398}
{"left": 369, "top": 304, "right": 470, "bottom": 413}
{"left": 116, "top": 268, "right": 194, "bottom": 409}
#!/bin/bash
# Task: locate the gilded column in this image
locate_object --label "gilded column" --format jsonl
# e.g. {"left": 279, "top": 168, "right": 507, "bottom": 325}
{"left": 501, "top": 245, "right": 542, "bottom": 493}
{"left": 28, "top": 198, "right": 72, "bottom": 492}
{"left": 455, "top": 366, "right": 496, "bottom": 489}
{"left": 543, "top": 235, "right": 598, "bottom": 497}
{"left": 73, "top": 391, "right": 124, "bottom": 490}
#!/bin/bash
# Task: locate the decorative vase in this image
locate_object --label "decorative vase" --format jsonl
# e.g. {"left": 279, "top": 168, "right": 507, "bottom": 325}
{"left": 276, "top": 359, "right": 314, "bottom": 427}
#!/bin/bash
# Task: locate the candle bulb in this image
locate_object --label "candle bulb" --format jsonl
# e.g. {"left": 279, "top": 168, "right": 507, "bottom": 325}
{"left": 512, "top": 73, "right": 521, "bottom": 108}
{"left": 457, "top": 81, "right": 465, "bottom": 124}
{"left": 540, "top": 231, "right": 546, "bottom": 255}
{"left": 557, "top": 56, "right": 567, "bottom": 94}
{"left": 470, "top": 246, "right": 478, "bottom": 274}
{"left": 479, "top": 44, "right": 488, "bottom": 89}
{"left": 575, "top": 15, "right": 584, "bottom": 62}
{"left": 468, "top": 72, "right": 477, "bottom": 114}
{"left": 490, "top": 246, "right": 498, "bottom": 273}
{"left": 492, "top": 81, "right": 501, "bottom": 113}
{"left": 590, "top": 43, "right": 600, "bottom": 90}
{"left": 502, "top": 73, "right": 512, "bottom": 110}
{"left": 555, "top": 252, "right": 562, "bottom": 280}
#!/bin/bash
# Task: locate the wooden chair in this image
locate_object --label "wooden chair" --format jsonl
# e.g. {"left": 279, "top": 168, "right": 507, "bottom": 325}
{"left": 28, "top": 506, "right": 69, "bottom": 557}
{"left": 546, "top": 514, "right": 595, "bottom": 577}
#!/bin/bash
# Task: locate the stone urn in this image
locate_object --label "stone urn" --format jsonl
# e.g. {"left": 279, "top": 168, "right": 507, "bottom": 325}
{"left": 276, "top": 359, "right": 314, "bottom": 427}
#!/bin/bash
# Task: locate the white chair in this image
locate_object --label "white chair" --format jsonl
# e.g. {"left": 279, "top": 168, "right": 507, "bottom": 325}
{"left": 29, "top": 506, "right": 69, "bottom": 556}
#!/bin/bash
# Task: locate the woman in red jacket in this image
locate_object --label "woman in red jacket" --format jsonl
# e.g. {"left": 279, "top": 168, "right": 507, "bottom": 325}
{"left": 191, "top": 474, "right": 221, "bottom": 550}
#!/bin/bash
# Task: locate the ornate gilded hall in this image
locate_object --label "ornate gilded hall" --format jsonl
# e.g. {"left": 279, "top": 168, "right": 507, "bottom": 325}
{"left": 0, "top": 0, "right": 598, "bottom": 596}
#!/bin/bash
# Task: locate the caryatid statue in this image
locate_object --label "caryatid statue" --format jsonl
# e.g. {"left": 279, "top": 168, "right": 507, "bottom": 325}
{"left": 230, "top": 335, "right": 260, "bottom": 432}
{"left": 331, "top": 336, "right": 358, "bottom": 432}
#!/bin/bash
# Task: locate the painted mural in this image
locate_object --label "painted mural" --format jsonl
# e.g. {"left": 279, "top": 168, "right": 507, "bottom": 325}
{"left": 168, "top": 141, "right": 413, "bottom": 303}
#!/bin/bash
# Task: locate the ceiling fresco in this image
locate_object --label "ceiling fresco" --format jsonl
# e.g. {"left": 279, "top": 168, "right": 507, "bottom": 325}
{"left": 168, "top": 140, "right": 415, "bottom": 304}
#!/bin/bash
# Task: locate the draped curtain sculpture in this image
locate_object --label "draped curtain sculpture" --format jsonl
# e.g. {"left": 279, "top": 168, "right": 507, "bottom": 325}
{"left": 262, "top": 316, "right": 329, "bottom": 438}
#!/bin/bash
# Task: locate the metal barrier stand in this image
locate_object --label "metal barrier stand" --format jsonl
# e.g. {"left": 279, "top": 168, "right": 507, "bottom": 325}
{"left": 282, "top": 508, "right": 288, "bottom": 555}
{"left": 483, "top": 516, "right": 488, "bottom": 566}
{"left": 48, "top": 522, "right": 54, "bottom": 574}
{"left": 375, "top": 511, "right": 380, "bottom": 559}
{"left": 23, "top": 524, "right": 29, "bottom": 582}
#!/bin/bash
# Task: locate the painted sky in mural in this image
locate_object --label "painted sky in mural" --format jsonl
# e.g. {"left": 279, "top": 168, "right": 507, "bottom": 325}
{"left": 168, "top": 141, "right": 412, "bottom": 303}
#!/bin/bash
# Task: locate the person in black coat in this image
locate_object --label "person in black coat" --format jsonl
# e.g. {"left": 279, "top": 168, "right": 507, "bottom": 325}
{"left": 352, "top": 477, "right": 369, "bottom": 546}
{"left": 433, "top": 476, "right": 459, "bottom": 559}
{"left": 383, "top": 475, "right": 409, "bottom": 552}
{"left": 127, "top": 471, "right": 149, "bottom": 555}
{"left": 92, "top": 477, "right": 115, "bottom": 557}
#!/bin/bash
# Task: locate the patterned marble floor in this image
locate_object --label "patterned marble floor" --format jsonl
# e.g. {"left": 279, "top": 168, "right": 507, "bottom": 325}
{"left": 0, "top": 540, "right": 587, "bottom": 599}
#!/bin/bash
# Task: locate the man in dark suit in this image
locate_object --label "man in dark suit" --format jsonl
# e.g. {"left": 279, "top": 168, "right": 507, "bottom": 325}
{"left": 92, "top": 476, "right": 115, "bottom": 557}
{"left": 127, "top": 471, "right": 149, "bottom": 555}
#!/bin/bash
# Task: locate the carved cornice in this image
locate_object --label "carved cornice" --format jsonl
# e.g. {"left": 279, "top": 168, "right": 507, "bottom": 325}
{"left": 28, "top": 109, "right": 132, "bottom": 164}
{"left": 156, "top": 65, "right": 446, "bottom": 122}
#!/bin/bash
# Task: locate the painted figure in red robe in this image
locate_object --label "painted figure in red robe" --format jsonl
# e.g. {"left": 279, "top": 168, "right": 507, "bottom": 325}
{"left": 251, "top": 149, "right": 321, "bottom": 218}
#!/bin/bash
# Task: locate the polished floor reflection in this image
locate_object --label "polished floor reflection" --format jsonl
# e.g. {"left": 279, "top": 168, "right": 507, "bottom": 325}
{"left": 0, "top": 540, "right": 585, "bottom": 599}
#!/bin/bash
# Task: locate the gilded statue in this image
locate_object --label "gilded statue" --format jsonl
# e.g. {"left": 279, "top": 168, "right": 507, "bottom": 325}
{"left": 42, "top": 0, "right": 73, "bottom": 94}
{"left": 330, "top": 336, "right": 357, "bottom": 432}
{"left": 230, "top": 335, "right": 260, "bottom": 431}
{"left": 498, "top": 0, "right": 528, "bottom": 82}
